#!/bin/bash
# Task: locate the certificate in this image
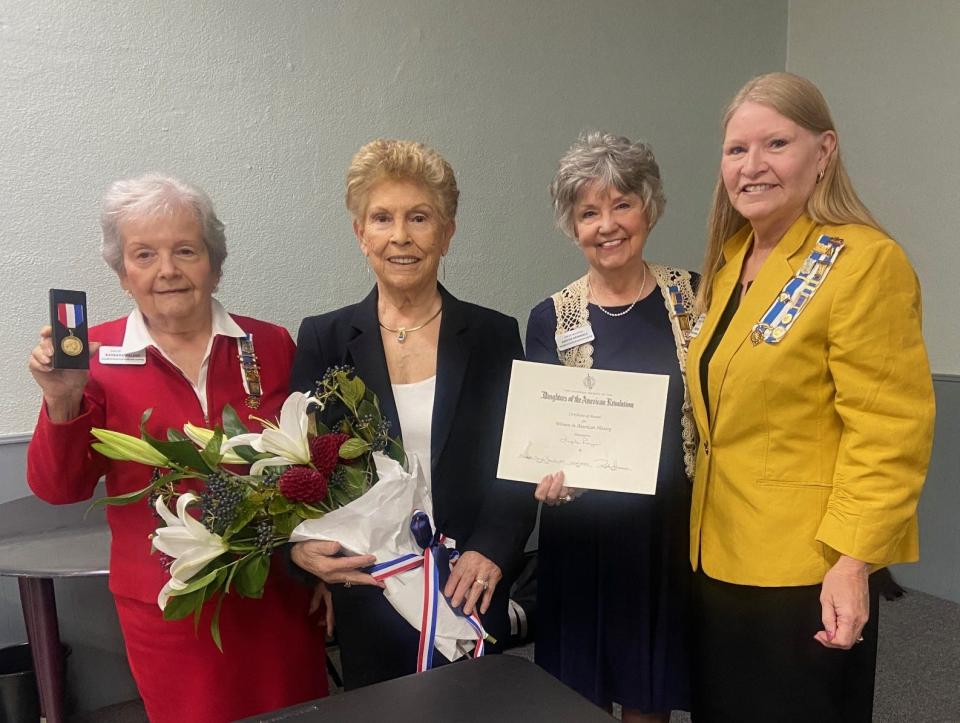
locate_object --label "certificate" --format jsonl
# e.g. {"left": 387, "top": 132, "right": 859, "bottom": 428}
{"left": 497, "top": 360, "right": 669, "bottom": 494}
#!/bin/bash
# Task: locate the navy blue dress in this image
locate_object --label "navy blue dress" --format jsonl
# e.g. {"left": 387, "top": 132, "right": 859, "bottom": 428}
{"left": 526, "top": 290, "right": 692, "bottom": 713}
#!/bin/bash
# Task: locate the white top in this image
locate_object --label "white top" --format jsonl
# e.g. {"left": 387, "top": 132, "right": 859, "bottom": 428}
{"left": 391, "top": 375, "right": 437, "bottom": 492}
{"left": 120, "top": 298, "right": 246, "bottom": 418}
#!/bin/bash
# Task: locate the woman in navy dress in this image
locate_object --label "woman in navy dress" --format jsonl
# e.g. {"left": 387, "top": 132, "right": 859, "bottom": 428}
{"left": 528, "top": 132, "right": 696, "bottom": 722}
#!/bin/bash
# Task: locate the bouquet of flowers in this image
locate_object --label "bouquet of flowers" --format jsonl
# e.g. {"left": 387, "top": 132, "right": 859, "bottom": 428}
{"left": 91, "top": 367, "right": 402, "bottom": 648}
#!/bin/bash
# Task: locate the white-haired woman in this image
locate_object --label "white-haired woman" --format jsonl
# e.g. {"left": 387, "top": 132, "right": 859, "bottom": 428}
{"left": 27, "top": 174, "right": 328, "bottom": 722}
{"left": 527, "top": 133, "right": 697, "bottom": 722}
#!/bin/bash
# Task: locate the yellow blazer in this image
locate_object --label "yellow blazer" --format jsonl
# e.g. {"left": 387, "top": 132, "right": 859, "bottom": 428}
{"left": 687, "top": 215, "right": 935, "bottom": 586}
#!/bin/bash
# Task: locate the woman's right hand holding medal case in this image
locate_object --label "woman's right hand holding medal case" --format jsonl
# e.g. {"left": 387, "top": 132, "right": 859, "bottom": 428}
{"left": 28, "top": 325, "right": 100, "bottom": 423}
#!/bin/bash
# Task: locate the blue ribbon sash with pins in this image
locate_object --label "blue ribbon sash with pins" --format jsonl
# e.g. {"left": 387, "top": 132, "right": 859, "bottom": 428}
{"left": 368, "top": 510, "right": 487, "bottom": 672}
{"left": 750, "top": 235, "right": 844, "bottom": 346}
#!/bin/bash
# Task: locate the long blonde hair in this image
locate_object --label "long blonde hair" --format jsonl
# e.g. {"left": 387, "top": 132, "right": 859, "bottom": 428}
{"left": 697, "top": 72, "right": 885, "bottom": 312}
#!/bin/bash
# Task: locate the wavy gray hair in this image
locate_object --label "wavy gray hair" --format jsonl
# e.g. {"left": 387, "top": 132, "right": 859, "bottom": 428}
{"left": 550, "top": 131, "right": 666, "bottom": 238}
{"left": 100, "top": 173, "right": 227, "bottom": 277}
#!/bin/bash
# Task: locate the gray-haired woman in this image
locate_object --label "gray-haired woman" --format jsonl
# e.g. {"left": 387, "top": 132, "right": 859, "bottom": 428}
{"left": 26, "top": 173, "right": 328, "bottom": 722}
{"left": 527, "top": 132, "right": 697, "bottom": 722}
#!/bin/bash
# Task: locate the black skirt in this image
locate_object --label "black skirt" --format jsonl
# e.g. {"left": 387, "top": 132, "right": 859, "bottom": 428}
{"left": 691, "top": 568, "right": 881, "bottom": 723}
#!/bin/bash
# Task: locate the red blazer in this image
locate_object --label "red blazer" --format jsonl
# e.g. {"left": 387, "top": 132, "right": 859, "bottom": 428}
{"left": 27, "top": 313, "right": 295, "bottom": 603}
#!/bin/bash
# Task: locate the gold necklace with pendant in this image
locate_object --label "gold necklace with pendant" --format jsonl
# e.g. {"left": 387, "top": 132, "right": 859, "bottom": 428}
{"left": 378, "top": 305, "right": 443, "bottom": 343}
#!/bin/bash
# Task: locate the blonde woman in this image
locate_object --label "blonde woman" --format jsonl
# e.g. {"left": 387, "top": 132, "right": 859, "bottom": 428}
{"left": 687, "top": 73, "right": 935, "bottom": 722}
{"left": 289, "top": 139, "right": 536, "bottom": 689}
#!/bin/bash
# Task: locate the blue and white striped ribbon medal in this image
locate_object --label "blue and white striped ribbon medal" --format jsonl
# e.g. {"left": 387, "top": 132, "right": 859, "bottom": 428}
{"left": 750, "top": 235, "right": 844, "bottom": 346}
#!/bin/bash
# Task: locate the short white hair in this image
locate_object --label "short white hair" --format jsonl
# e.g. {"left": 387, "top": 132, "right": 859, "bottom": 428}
{"left": 100, "top": 173, "right": 227, "bottom": 276}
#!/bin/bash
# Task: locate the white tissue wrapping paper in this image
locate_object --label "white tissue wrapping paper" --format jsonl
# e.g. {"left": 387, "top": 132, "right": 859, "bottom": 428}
{"left": 290, "top": 453, "right": 481, "bottom": 661}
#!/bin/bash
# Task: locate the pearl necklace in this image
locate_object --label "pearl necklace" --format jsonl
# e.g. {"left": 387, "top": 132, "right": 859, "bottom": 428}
{"left": 378, "top": 305, "right": 443, "bottom": 343}
{"left": 589, "top": 263, "right": 647, "bottom": 318}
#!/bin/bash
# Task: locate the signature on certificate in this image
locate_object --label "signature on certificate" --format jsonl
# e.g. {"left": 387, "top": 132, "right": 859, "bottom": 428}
{"left": 518, "top": 442, "right": 631, "bottom": 472}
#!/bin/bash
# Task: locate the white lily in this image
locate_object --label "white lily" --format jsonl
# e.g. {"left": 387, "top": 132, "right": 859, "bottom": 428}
{"left": 222, "top": 392, "right": 312, "bottom": 475}
{"left": 182, "top": 423, "right": 246, "bottom": 465}
{"left": 152, "top": 493, "right": 228, "bottom": 610}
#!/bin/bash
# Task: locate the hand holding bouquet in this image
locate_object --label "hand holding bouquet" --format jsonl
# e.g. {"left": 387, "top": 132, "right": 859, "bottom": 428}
{"left": 91, "top": 367, "right": 401, "bottom": 648}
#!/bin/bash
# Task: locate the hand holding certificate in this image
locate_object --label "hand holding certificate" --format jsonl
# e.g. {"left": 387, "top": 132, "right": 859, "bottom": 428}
{"left": 497, "top": 360, "right": 669, "bottom": 494}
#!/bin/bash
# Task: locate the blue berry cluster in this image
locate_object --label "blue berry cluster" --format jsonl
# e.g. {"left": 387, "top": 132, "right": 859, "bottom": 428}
{"left": 200, "top": 472, "right": 243, "bottom": 536}
{"left": 254, "top": 517, "right": 274, "bottom": 550}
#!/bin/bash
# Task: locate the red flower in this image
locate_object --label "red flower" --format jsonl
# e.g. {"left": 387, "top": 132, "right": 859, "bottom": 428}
{"left": 278, "top": 467, "right": 329, "bottom": 504}
{"left": 310, "top": 433, "right": 352, "bottom": 476}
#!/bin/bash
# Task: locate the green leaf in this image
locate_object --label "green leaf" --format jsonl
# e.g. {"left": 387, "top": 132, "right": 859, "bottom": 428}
{"left": 385, "top": 438, "right": 406, "bottom": 467}
{"left": 230, "top": 444, "right": 261, "bottom": 463}
{"left": 210, "top": 592, "right": 225, "bottom": 652}
{"left": 221, "top": 404, "right": 250, "bottom": 438}
{"left": 140, "top": 415, "right": 214, "bottom": 474}
{"left": 224, "top": 498, "right": 261, "bottom": 539}
{"left": 89, "top": 470, "right": 184, "bottom": 510}
{"left": 295, "top": 502, "right": 326, "bottom": 520}
{"left": 163, "top": 587, "right": 204, "bottom": 621}
{"left": 338, "top": 437, "right": 370, "bottom": 460}
{"left": 341, "top": 377, "right": 366, "bottom": 406}
{"left": 358, "top": 399, "right": 378, "bottom": 421}
{"left": 341, "top": 464, "right": 369, "bottom": 495}
{"left": 89, "top": 484, "right": 156, "bottom": 509}
{"left": 199, "top": 428, "right": 225, "bottom": 469}
{"left": 273, "top": 511, "right": 302, "bottom": 538}
{"left": 268, "top": 495, "right": 296, "bottom": 515}
{"left": 234, "top": 554, "right": 270, "bottom": 598}
{"left": 167, "top": 566, "right": 225, "bottom": 598}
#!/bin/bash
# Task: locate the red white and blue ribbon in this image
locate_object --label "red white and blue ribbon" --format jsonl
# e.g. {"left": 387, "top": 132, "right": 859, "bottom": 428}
{"left": 369, "top": 509, "right": 487, "bottom": 672}
{"left": 57, "top": 302, "right": 84, "bottom": 330}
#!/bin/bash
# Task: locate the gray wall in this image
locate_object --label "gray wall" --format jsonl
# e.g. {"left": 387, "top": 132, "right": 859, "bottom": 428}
{"left": 893, "top": 376, "right": 960, "bottom": 603}
{"left": 0, "top": 0, "right": 788, "bottom": 713}
{"left": 786, "top": 0, "right": 960, "bottom": 605}
{"left": 0, "top": 0, "right": 788, "bottom": 438}
{"left": 787, "top": 0, "right": 960, "bottom": 374}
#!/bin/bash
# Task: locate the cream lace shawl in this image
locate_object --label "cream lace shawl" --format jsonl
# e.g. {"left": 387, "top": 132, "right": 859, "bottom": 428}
{"left": 550, "top": 264, "right": 697, "bottom": 480}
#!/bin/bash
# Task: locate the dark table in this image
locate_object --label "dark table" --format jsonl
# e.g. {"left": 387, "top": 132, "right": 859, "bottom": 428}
{"left": 0, "top": 494, "right": 110, "bottom": 723}
{"left": 241, "top": 654, "right": 614, "bottom": 722}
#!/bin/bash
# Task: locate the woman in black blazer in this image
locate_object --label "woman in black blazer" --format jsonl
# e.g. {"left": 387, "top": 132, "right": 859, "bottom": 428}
{"left": 289, "top": 139, "right": 536, "bottom": 689}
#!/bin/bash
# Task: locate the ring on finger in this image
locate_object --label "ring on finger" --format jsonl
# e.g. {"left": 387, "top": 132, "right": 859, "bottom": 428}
{"left": 343, "top": 581, "right": 352, "bottom": 589}
{"left": 561, "top": 493, "right": 573, "bottom": 503}
{"left": 473, "top": 577, "right": 489, "bottom": 591}
{"left": 856, "top": 635, "right": 864, "bottom": 643}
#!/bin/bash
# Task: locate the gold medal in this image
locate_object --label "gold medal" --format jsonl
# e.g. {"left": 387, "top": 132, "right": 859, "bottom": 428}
{"left": 750, "top": 326, "right": 764, "bottom": 346}
{"left": 61, "top": 335, "right": 84, "bottom": 357}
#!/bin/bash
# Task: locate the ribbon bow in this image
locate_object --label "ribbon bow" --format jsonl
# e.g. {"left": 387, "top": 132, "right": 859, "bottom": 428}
{"left": 369, "top": 510, "right": 487, "bottom": 671}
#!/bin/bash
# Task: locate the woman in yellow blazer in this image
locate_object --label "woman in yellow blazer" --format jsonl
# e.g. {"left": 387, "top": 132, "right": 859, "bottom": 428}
{"left": 686, "top": 72, "right": 935, "bottom": 723}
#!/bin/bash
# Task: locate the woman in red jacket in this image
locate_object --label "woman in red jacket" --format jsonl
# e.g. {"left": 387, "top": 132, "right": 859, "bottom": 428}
{"left": 27, "top": 173, "right": 327, "bottom": 722}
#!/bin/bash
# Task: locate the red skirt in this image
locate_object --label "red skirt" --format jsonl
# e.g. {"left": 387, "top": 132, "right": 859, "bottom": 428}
{"left": 114, "top": 576, "right": 328, "bottom": 723}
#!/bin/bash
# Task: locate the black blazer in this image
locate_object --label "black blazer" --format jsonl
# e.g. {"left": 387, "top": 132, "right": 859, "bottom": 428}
{"left": 290, "top": 285, "right": 536, "bottom": 579}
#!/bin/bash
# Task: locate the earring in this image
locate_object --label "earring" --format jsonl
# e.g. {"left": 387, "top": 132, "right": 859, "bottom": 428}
{"left": 441, "top": 255, "right": 446, "bottom": 281}
{"left": 816, "top": 168, "right": 825, "bottom": 184}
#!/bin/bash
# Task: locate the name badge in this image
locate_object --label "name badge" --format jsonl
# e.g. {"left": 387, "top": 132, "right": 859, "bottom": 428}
{"left": 555, "top": 325, "right": 595, "bottom": 352}
{"left": 99, "top": 346, "right": 147, "bottom": 365}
